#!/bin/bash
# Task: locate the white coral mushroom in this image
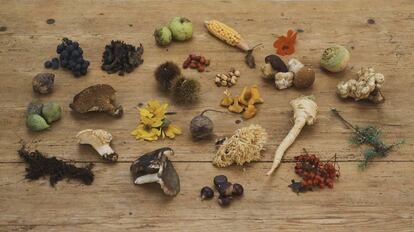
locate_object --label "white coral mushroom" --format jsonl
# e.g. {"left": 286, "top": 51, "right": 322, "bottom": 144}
{"left": 76, "top": 129, "right": 118, "bottom": 161}
{"left": 337, "top": 67, "right": 385, "bottom": 103}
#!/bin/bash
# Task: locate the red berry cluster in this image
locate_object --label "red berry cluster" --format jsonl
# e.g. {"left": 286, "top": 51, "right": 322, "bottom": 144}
{"left": 290, "top": 154, "right": 340, "bottom": 193}
{"left": 183, "top": 54, "right": 210, "bottom": 72}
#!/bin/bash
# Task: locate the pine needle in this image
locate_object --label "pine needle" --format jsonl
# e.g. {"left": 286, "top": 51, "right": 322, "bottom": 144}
{"left": 331, "top": 108, "right": 404, "bottom": 169}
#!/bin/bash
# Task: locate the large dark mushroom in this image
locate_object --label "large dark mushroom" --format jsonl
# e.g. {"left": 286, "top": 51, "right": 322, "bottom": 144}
{"left": 130, "top": 147, "right": 180, "bottom": 196}
{"left": 69, "top": 84, "right": 123, "bottom": 117}
{"left": 265, "top": 55, "right": 288, "bottom": 72}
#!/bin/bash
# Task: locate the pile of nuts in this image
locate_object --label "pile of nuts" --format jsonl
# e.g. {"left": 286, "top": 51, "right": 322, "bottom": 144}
{"left": 200, "top": 175, "right": 244, "bottom": 207}
{"left": 182, "top": 54, "right": 210, "bottom": 72}
{"left": 215, "top": 68, "right": 240, "bottom": 87}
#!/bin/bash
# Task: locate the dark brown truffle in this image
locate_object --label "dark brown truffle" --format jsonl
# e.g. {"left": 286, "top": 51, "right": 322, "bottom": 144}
{"left": 32, "top": 73, "right": 54, "bottom": 94}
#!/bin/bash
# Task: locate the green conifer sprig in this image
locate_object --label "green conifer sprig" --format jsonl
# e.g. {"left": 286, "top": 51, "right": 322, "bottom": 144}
{"left": 331, "top": 108, "right": 404, "bottom": 168}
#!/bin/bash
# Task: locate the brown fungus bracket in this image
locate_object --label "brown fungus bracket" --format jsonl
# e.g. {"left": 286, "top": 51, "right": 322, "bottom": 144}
{"left": 70, "top": 84, "right": 123, "bottom": 118}
{"left": 130, "top": 147, "right": 180, "bottom": 196}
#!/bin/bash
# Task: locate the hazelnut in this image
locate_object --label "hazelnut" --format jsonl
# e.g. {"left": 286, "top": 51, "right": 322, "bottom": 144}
{"left": 234, "top": 70, "right": 240, "bottom": 77}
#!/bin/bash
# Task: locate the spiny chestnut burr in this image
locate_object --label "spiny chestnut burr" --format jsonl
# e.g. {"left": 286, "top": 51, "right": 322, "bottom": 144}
{"left": 232, "top": 183, "right": 244, "bottom": 196}
{"left": 200, "top": 186, "right": 214, "bottom": 200}
{"left": 213, "top": 175, "right": 228, "bottom": 188}
{"left": 218, "top": 196, "right": 232, "bottom": 206}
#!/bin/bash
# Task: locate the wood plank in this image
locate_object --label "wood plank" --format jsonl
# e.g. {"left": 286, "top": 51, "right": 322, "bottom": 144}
{"left": 0, "top": 162, "right": 413, "bottom": 231}
{"left": 1, "top": 0, "right": 414, "bottom": 231}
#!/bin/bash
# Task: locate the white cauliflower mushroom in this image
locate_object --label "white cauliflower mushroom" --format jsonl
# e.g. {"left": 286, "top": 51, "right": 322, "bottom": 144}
{"left": 275, "top": 72, "right": 294, "bottom": 89}
{"left": 337, "top": 67, "right": 385, "bottom": 103}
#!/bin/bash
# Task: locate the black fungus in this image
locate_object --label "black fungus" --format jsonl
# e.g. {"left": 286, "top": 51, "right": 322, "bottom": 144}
{"left": 18, "top": 145, "right": 94, "bottom": 187}
{"left": 101, "top": 40, "right": 144, "bottom": 76}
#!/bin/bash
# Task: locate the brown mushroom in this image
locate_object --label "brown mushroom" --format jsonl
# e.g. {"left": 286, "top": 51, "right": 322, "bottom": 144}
{"left": 293, "top": 67, "right": 315, "bottom": 89}
{"left": 69, "top": 84, "right": 123, "bottom": 117}
{"left": 130, "top": 147, "right": 180, "bottom": 196}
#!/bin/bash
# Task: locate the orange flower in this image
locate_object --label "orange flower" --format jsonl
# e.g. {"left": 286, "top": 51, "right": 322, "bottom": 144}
{"left": 273, "top": 29, "right": 297, "bottom": 56}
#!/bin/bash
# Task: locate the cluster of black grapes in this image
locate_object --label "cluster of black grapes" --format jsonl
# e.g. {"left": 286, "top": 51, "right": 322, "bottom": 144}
{"left": 44, "top": 38, "right": 89, "bottom": 77}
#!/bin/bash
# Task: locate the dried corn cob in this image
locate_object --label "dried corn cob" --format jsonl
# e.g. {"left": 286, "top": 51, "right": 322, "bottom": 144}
{"left": 205, "top": 20, "right": 250, "bottom": 51}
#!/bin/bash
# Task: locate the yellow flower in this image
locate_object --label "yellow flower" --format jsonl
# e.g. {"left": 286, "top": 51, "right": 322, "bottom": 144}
{"left": 131, "top": 99, "right": 181, "bottom": 141}
{"left": 139, "top": 108, "right": 163, "bottom": 128}
{"left": 131, "top": 124, "right": 161, "bottom": 141}
{"left": 161, "top": 123, "right": 182, "bottom": 139}
{"left": 147, "top": 100, "right": 168, "bottom": 120}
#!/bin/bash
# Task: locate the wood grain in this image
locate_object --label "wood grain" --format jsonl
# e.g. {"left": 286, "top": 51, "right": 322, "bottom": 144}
{"left": 0, "top": 0, "right": 413, "bottom": 231}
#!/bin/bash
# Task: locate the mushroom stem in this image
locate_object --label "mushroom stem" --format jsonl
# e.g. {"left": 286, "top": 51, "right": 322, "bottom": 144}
{"left": 134, "top": 173, "right": 159, "bottom": 184}
{"left": 266, "top": 119, "right": 306, "bottom": 175}
{"left": 95, "top": 144, "right": 115, "bottom": 158}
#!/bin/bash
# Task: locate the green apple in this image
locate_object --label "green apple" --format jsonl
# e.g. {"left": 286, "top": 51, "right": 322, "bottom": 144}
{"left": 154, "top": 26, "right": 172, "bottom": 46}
{"left": 168, "top": 17, "right": 193, "bottom": 41}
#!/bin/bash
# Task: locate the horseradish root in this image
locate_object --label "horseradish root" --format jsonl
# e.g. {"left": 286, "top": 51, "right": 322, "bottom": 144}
{"left": 267, "top": 96, "right": 318, "bottom": 175}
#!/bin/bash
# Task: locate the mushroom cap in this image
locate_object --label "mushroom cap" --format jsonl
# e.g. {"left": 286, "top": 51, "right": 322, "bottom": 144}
{"left": 130, "top": 147, "right": 180, "bottom": 196}
{"left": 288, "top": 58, "right": 305, "bottom": 74}
{"left": 265, "top": 55, "right": 288, "bottom": 72}
{"left": 293, "top": 67, "right": 315, "bottom": 89}
{"left": 77, "top": 129, "right": 113, "bottom": 144}
{"left": 76, "top": 129, "right": 118, "bottom": 161}
{"left": 69, "top": 84, "right": 123, "bottom": 117}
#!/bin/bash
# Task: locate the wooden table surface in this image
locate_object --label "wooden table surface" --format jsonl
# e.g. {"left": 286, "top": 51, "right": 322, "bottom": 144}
{"left": 1, "top": 0, "right": 413, "bottom": 231}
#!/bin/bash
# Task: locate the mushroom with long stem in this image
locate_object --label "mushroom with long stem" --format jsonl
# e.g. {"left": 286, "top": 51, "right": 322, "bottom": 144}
{"left": 267, "top": 96, "right": 318, "bottom": 175}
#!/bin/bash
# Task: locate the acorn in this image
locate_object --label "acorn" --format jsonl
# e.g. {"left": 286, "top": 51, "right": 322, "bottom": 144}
{"left": 232, "top": 183, "right": 244, "bottom": 196}
{"left": 213, "top": 175, "right": 228, "bottom": 189}
{"left": 171, "top": 76, "right": 200, "bottom": 104}
{"left": 154, "top": 61, "right": 181, "bottom": 90}
{"left": 200, "top": 186, "right": 214, "bottom": 200}
{"left": 218, "top": 196, "right": 232, "bottom": 206}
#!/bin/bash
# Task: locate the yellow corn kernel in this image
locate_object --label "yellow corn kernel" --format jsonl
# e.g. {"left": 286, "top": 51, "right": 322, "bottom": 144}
{"left": 205, "top": 20, "right": 241, "bottom": 46}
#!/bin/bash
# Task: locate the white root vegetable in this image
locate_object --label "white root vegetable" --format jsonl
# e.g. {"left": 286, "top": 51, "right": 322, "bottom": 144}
{"left": 267, "top": 96, "right": 318, "bottom": 175}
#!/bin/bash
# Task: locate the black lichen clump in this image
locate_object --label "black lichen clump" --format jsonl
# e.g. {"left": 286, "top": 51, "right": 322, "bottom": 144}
{"left": 101, "top": 40, "right": 144, "bottom": 75}
{"left": 45, "top": 38, "right": 90, "bottom": 77}
{"left": 18, "top": 145, "right": 94, "bottom": 187}
{"left": 155, "top": 61, "right": 181, "bottom": 90}
{"left": 171, "top": 77, "right": 200, "bottom": 104}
